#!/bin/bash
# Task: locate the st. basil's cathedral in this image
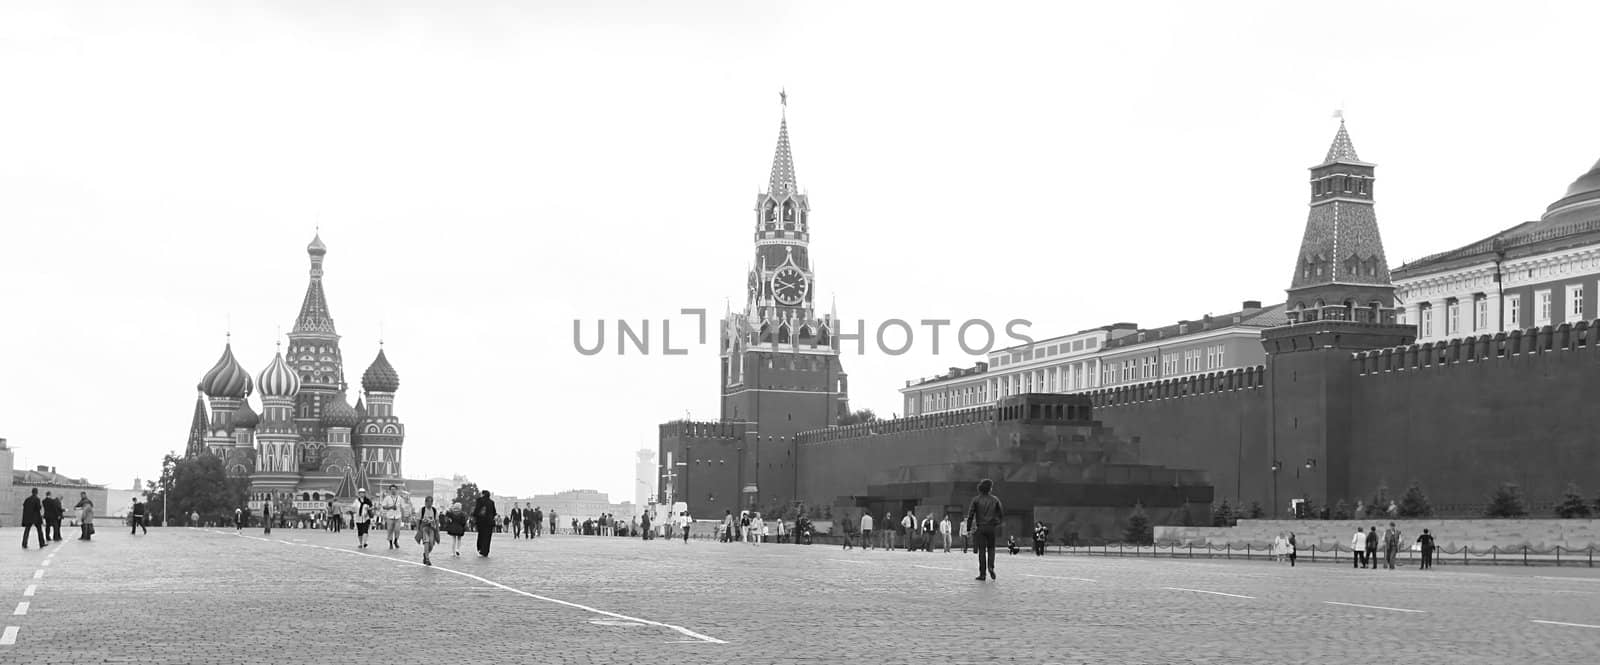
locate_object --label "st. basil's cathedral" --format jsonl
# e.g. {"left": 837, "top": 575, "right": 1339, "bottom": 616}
{"left": 184, "top": 234, "right": 406, "bottom": 517}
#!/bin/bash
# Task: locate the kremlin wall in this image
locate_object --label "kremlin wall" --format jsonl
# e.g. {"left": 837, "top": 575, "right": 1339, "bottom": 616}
{"left": 661, "top": 107, "right": 1600, "bottom": 539}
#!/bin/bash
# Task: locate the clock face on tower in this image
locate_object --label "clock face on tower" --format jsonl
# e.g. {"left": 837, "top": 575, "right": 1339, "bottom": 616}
{"left": 770, "top": 266, "right": 808, "bottom": 306}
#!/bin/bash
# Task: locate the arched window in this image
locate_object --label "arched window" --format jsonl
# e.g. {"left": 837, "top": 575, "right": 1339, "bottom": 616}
{"left": 765, "top": 201, "right": 776, "bottom": 222}
{"left": 783, "top": 201, "right": 795, "bottom": 222}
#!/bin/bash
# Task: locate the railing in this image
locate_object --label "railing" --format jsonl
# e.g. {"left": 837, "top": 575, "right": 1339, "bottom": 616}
{"left": 1049, "top": 542, "right": 1598, "bottom": 566}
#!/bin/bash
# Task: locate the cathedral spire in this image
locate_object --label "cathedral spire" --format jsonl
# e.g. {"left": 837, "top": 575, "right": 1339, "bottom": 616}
{"left": 294, "top": 231, "right": 337, "bottom": 335}
{"left": 186, "top": 392, "right": 210, "bottom": 458}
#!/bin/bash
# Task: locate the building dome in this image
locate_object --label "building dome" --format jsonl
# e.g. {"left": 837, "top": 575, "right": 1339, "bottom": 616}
{"left": 361, "top": 348, "right": 400, "bottom": 393}
{"left": 198, "top": 343, "right": 253, "bottom": 399}
{"left": 230, "top": 400, "right": 260, "bottom": 429}
{"left": 258, "top": 350, "right": 302, "bottom": 398}
{"left": 1543, "top": 156, "right": 1600, "bottom": 224}
{"left": 307, "top": 232, "right": 327, "bottom": 257}
{"left": 321, "top": 392, "right": 359, "bottom": 429}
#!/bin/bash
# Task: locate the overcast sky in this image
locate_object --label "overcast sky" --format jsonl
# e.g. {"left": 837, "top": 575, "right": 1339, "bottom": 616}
{"left": 2, "top": 1, "right": 1597, "bottom": 503}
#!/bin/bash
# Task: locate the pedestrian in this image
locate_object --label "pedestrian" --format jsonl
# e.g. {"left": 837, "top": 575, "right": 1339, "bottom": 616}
{"left": 130, "top": 498, "right": 148, "bottom": 535}
{"left": 381, "top": 485, "right": 404, "bottom": 549}
{"left": 960, "top": 518, "right": 969, "bottom": 554}
{"left": 1287, "top": 531, "right": 1297, "bottom": 567}
{"left": 511, "top": 504, "right": 523, "bottom": 539}
{"left": 858, "top": 511, "right": 872, "bottom": 550}
{"left": 753, "top": 512, "right": 766, "bottom": 545}
{"left": 1365, "top": 525, "right": 1379, "bottom": 571}
{"left": 549, "top": 510, "right": 558, "bottom": 536}
{"left": 966, "top": 478, "right": 1004, "bottom": 581}
{"left": 1007, "top": 535, "right": 1020, "bottom": 555}
{"left": 74, "top": 492, "right": 96, "bottom": 541}
{"left": 1351, "top": 526, "right": 1367, "bottom": 569}
{"left": 414, "top": 496, "right": 440, "bottom": 566}
{"left": 472, "top": 489, "right": 497, "bottom": 557}
{"left": 1383, "top": 522, "right": 1402, "bottom": 569}
{"left": 261, "top": 501, "right": 272, "bottom": 536}
{"left": 354, "top": 488, "right": 374, "bottom": 548}
{"left": 234, "top": 507, "right": 244, "bottom": 533}
{"left": 42, "top": 491, "right": 63, "bottom": 542}
{"left": 1272, "top": 532, "right": 1286, "bottom": 562}
{"left": 680, "top": 511, "right": 691, "bottom": 542}
{"left": 443, "top": 502, "right": 468, "bottom": 557}
{"left": 1032, "top": 521, "right": 1048, "bottom": 556}
{"left": 901, "top": 510, "right": 916, "bottom": 552}
{"left": 1417, "top": 528, "right": 1436, "bottom": 570}
{"left": 940, "top": 515, "right": 953, "bottom": 553}
{"left": 21, "top": 488, "right": 47, "bottom": 549}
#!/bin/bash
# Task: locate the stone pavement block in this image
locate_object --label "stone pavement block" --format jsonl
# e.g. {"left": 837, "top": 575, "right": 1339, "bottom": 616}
{"left": 1, "top": 528, "right": 1598, "bottom": 663}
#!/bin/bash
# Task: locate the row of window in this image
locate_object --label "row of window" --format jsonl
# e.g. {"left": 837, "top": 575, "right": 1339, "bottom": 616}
{"left": 1413, "top": 283, "right": 1588, "bottom": 338}
{"left": 991, "top": 337, "right": 1099, "bottom": 368}
{"left": 1312, "top": 175, "right": 1369, "bottom": 197}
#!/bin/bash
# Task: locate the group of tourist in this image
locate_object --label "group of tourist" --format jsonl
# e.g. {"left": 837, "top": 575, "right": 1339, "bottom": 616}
{"left": 18, "top": 488, "right": 99, "bottom": 547}
{"left": 1350, "top": 523, "right": 1437, "bottom": 570}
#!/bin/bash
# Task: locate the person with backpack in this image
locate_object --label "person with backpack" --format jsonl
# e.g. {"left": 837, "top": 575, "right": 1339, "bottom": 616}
{"left": 442, "top": 502, "right": 468, "bottom": 557}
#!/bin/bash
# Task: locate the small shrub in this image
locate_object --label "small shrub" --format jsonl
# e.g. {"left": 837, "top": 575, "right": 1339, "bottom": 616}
{"left": 1556, "top": 482, "right": 1592, "bottom": 519}
{"left": 1397, "top": 481, "right": 1433, "bottom": 518}
{"left": 1124, "top": 503, "right": 1152, "bottom": 545}
{"left": 1485, "top": 482, "right": 1528, "bottom": 518}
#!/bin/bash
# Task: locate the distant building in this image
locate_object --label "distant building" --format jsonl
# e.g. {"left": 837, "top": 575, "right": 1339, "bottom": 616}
{"left": 8, "top": 461, "right": 107, "bottom": 524}
{"left": 526, "top": 489, "right": 631, "bottom": 525}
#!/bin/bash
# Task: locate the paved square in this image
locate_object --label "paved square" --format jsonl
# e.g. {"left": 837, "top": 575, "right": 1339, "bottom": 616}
{"left": 3, "top": 528, "right": 1598, "bottom": 663}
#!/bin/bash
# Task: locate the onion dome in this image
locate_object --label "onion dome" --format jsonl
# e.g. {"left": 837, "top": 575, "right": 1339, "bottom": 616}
{"left": 230, "top": 400, "right": 260, "bottom": 429}
{"left": 321, "top": 392, "right": 359, "bottom": 429}
{"left": 257, "top": 350, "right": 302, "bottom": 398}
{"left": 1544, "top": 156, "right": 1600, "bottom": 224}
{"left": 198, "top": 343, "right": 253, "bottom": 399}
{"left": 361, "top": 348, "right": 400, "bottom": 393}
{"left": 307, "top": 232, "right": 327, "bottom": 257}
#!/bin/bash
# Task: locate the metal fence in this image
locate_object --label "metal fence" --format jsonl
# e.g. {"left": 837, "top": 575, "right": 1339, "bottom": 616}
{"left": 1050, "top": 542, "right": 1598, "bottom": 567}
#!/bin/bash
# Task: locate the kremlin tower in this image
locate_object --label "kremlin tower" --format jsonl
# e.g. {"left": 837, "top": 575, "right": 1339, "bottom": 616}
{"left": 183, "top": 233, "right": 407, "bottom": 519}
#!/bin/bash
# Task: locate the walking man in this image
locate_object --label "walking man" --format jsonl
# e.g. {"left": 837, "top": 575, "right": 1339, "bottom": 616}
{"left": 967, "top": 479, "right": 1003, "bottom": 580}
{"left": 1383, "top": 522, "right": 1402, "bottom": 569}
{"left": 130, "top": 498, "right": 149, "bottom": 534}
{"left": 21, "top": 488, "right": 47, "bottom": 549}
{"left": 42, "top": 491, "right": 64, "bottom": 542}
{"left": 940, "top": 515, "right": 952, "bottom": 553}
{"left": 1417, "top": 528, "right": 1436, "bottom": 570}
{"left": 472, "top": 489, "right": 498, "bottom": 557}
{"left": 1351, "top": 526, "right": 1367, "bottom": 569}
{"left": 381, "top": 485, "right": 404, "bottom": 549}
{"left": 921, "top": 513, "right": 936, "bottom": 552}
{"left": 901, "top": 510, "right": 916, "bottom": 552}
{"left": 859, "top": 511, "right": 873, "bottom": 550}
{"left": 510, "top": 504, "right": 523, "bottom": 539}
{"left": 1365, "top": 525, "right": 1379, "bottom": 571}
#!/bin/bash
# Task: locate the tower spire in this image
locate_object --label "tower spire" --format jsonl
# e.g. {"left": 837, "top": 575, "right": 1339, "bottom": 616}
{"left": 294, "top": 231, "right": 337, "bottom": 335}
{"left": 1286, "top": 117, "right": 1394, "bottom": 324}
{"left": 1324, "top": 114, "right": 1360, "bottom": 164}
{"left": 768, "top": 95, "right": 797, "bottom": 195}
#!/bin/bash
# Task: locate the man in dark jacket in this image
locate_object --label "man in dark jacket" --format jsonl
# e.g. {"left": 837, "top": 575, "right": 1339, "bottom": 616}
{"left": 22, "top": 488, "right": 47, "bottom": 549}
{"left": 966, "top": 478, "right": 1004, "bottom": 580}
{"left": 42, "top": 491, "right": 64, "bottom": 541}
{"left": 472, "top": 490, "right": 497, "bottom": 556}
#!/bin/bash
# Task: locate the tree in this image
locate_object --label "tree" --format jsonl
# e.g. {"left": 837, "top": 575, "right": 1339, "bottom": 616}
{"left": 1365, "top": 483, "right": 1391, "bottom": 518}
{"left": 1484, "top": 482, "right": 1528, "bottom": 518}
{"left": 1124, "top": 503, "right": 1152, "bottom": 544}
{"left": 1332, "top": 499, "right": 1351, "bottom": 520}
{"left": 837, "top": 409, "right": 879, "bottom": 426}
{"left": 142, "top": 452, "right": 182, "bottom": 525}
{"left": 1556, "top": 482, "right": 1592, "bottom": 519}
{"left": 454, "top": 482, "right": 480, "bottom": 518}
{"left": 1246, "top": 501, "right": 1264, "bottom": 519}
{"left": 168, "top": 453, "right": 238, "bottom": 523}
{"left": 1211, "top": 499, "right": 1235, "bottom": 527}
{"left": 1397, "top": 481, "right": 1433, "bottom": 518}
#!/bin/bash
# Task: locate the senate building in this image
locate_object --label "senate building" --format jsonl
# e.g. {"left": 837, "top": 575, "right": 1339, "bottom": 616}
{"left": 186, "top": 234, "right": 409, "bottom": 520}
{"left": 661, "top": 104, "right": 1600, "bottom": 537}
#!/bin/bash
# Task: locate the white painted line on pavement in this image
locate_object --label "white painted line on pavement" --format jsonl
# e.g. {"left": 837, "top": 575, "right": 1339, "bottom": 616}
{"left": 21, "top": 586, "right": 35, "bottom": 598}
{"left": 40, "top": 561, "right": 50, "bottom": 567}
{"left": 1024, "top": 574, "right": 1098, "bottom": 583}
{"left": 912, "top": 565, "right": 960, "bottom": 571}
{"left": 1163, "top": 587, "right": 1254, "bottom": 599}
{"left": 0, "top": 626, "right": 17, "bottom": 646}
{"left": 825, "top": 559, "right": 866, "bottom": 564}
{"left": 1532, "top": 619, "right": 1600, "bottom": 629}
{"left": 1535, "top": 576, "right": 1600, "bottom": 583}
{"left": 11, "top": 603, "right": 27, "bottom": 616}
{"left": 30, "top": 571, "right": 42, "bottom": 580}
{"left": 223, "top": 531, "right": 727, "bottom": 645}
{"left": 1324, "top": 601, "right": 1424, "bottom": 613}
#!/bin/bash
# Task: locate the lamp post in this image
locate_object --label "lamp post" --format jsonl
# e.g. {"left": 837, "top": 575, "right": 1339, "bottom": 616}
{"left": 1270, "top": 460, "right": 1282, "bottom": 517}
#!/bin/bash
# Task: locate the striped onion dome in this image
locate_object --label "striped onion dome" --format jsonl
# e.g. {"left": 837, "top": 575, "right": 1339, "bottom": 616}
{"left": 230, "top": 400, "right": 260, "bottom": 429}
{"left": 321, "top": 391, "right": 358, "bottom": 429}
{"left": 257, "top": 350, "right": 301, "bottom": 398}
{"left": 198, "top": 343, "right": 253, "bottom": 399}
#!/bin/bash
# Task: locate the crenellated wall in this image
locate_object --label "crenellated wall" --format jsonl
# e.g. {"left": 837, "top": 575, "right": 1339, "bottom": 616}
{"left": 1081, "top": 366, "right": 1272, "bottom": 512}
{"left": 1345, "top": 320, "right": 1600, "bottom": 512}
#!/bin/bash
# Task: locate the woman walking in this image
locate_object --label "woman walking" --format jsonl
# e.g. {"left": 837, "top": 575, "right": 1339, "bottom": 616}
{"left": 443, "top": 502, "right": 468, "bottom": 557}
{"left": 381, "top": 485, "right": 403, "bottom": 549}
{"left": 414, "top": 496, "right": 441, "bottom": 566}
{"left": 353, "top": 488, "right": 374, "bottom": 548}
{"left": 262, "top": 501, "right": 272, "bottom": 535}
{"left": 74, "top": 492, "right": 96, "bottom": 541}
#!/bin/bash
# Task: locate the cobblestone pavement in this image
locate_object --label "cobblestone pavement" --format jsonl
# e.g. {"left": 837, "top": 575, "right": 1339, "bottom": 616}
{"left": 2, "top": 528, "right": 1598, "bottom": 664}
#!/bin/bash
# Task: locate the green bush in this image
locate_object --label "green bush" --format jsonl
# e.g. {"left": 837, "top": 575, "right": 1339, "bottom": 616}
{"left": 1485, "top": 482, "right": 1528, "bottom": 518}
{"left": 1556, "top": 482, "right": 1592, "bottom": 519}
{"left": 1124, "top": 503, "right": 1152, "bottom": 545}
{"left": 1397, "top": 481, "right": 1433, "bottom": 518}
